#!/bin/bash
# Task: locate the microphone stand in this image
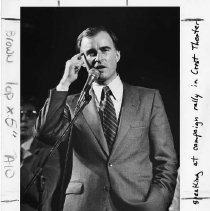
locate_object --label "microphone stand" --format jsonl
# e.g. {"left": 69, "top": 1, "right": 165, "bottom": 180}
{"left": 37, "top": 173, "right": 45, "bottom": 211}
{"left": 22, "top": 91, "right": 92, "bottom": 210}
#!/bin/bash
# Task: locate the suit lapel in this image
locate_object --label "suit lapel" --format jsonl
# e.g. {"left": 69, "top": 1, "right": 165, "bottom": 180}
{"left": 82, "top": 92, "right": 109, "bottom": 156}
{"left": 111, "top": 83, "right": 140, "bottom": 156}
{"left": 69, "top": 84, "right": 140, "bottom": 158}
{"left": 29, "top": 138, "right": 38, "bottom": 153}
{"left": 70, "top": 91, "right": 109, "bottom": 157}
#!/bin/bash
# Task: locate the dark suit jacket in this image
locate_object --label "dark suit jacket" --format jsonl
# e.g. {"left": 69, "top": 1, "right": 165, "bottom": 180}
{"left": 36, "top": 83, "right": 177, "bottom": 211}
{"left": 21, "top": 138, "right": 60, "bottom": 211}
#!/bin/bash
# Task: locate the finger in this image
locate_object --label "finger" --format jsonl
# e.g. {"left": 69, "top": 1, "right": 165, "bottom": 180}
{"left": 78, "top": 52, "right": 84, "bottom": 60}
{"left": 81, "top": 54, "right": 91, "bottom": 71}
{"left": 71, "top": 53, "right": 84, "bottom": 69}
{"left": 77, "top": 52, "right": 84, "bottom": 60}
{"left": 74, "top": 65, "right": 80, "bottom": 74}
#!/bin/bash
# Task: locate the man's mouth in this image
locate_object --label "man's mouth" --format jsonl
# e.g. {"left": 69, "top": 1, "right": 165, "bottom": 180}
{"left": 95, "top": 66, "right": 106, "bottom": 74}
{"left": 95, "top": 65, "right": 106, "bottom": 70}
{"left": 21, "top": 126, "right": 28, "bottom": 131}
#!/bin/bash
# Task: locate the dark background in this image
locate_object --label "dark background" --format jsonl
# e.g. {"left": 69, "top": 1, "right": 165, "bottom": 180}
{"left": 21, "top": 7, "right": 180, "bottom": 159}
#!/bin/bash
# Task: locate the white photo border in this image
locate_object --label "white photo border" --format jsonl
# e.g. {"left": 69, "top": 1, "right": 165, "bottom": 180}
{"left": 1, "top": 1, "right": 210, "bottom": 211}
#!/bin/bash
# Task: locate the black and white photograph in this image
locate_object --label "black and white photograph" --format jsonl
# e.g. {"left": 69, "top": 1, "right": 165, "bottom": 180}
{"left": 0, "top": 0, "right": 210, "bottom": 211}
{"left": 1, "top": 1, "right": 210, "bottom": 211}
{"left": 20, "top": 7, "right": 179, "bottom": 211}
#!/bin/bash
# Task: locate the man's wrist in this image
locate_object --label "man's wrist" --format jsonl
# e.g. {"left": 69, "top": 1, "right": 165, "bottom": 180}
{"left": 56, "top": 82, "right": 71, "bottom": 91}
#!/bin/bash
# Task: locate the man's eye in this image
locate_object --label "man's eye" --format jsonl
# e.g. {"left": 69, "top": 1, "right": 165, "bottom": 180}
{"left": 88, "top": 52, "right": 96, "bottom": 57}
{"left": 102, "top": 48, "right": 109, "bottom": 52}
{"left": 87, "top": 50, "right": 97, "bottom": 57}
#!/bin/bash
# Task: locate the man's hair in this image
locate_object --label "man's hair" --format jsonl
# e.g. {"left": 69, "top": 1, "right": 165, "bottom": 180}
{"left": 21, "top": 96, "right": 39, "bottom": 112}
{"left": 76, "top": 26, "right": 119, "bottom": 52}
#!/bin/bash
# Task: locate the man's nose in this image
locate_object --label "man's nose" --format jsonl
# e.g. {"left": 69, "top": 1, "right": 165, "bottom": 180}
{"left": 93, "top": 52, "right": 102, "bottom": 66}
{"left": 21, "top": 113, "right": 29, "bottom": 121}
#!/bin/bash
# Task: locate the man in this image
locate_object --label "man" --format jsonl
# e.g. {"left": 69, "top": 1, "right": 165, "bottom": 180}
{"left": 21, "top": 96, "right": 60, "bottom": 211}
{"left": 169, "top": 168, "right": 180, "bottom": 211}
{"left": 36, "top": 26, "right": 178, "bottom": 211}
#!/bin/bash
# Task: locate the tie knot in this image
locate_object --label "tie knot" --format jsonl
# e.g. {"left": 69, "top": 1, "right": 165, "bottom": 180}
{"left": 102, "top": 86, "right": 112, "bottom": 96}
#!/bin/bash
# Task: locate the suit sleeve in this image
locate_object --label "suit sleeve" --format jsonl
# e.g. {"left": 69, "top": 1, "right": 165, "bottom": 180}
{"left": 21, "top": 148, "right": 60, "bottom": 210}
{"left": 146, "top": 90, "right": 178, "bottom": 209}
{"left": 35, "top": 89, "right": 72, "bottom": 144}
{"left": 169, "top": 168, "right": 180, "bottom": 211}
{"left": 41, "top": 148, "right": 60, "bottom": 210}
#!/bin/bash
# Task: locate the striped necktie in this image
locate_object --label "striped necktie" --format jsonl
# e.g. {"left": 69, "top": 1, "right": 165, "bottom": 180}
{"left": 100, "top": 86, "right": 118, "bottom": 152}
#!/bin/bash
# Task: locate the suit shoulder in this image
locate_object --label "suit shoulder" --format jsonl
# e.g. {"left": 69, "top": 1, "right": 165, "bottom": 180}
{"left": 33, "top": 138, "right": 59, "bottom": 155}
{"left": 124, "top": 83, "right": 158, "bottom": 97}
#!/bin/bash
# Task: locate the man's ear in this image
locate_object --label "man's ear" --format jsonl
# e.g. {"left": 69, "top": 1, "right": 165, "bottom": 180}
{"left": 116, "top": 50, "right": 121, "bottom": 62}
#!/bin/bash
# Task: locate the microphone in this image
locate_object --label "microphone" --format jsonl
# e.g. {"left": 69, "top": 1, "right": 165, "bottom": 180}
{"left": 76, "top": 68, "right": 100, "bottom": 108}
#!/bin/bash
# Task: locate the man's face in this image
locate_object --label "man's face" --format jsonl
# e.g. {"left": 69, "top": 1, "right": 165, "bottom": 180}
{"left": 20, "top": 104, "right": 37, "bottom": 143}
{"left": 80, "top": 31, "right": 120, "bottom": 85}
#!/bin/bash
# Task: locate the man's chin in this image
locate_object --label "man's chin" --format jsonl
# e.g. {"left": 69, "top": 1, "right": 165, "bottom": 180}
{"left": 21, "top": 134, "right": 30, "bottom": 143}
{"left": 96, "top": 76, "right": 107, "bottom": 85}
{"left": 96, "top": 72, "right": 117, "bottom": 85}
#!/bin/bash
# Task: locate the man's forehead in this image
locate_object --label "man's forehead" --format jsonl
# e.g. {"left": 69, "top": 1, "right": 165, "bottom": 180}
{"left": 21, "top": 104, "right": 36, "bottom": 111}
{"left": 80, "top": 31, "right": 114, "bottom": 50}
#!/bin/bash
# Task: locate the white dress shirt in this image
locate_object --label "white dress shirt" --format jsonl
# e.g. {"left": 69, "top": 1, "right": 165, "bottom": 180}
{"left": 21, "top": 137, "right": 34, "bottom": 151}
{"left": 21, "top": 137, "right": 33, "bottom": 167}
{"left": 92, "top": 75, "right": 123, "bottom": 120}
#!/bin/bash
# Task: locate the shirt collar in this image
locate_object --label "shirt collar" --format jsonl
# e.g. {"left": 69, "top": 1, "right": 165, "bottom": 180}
{"left": 21, "top": 137, "right": 34, "bottom": 151}
{"left": 92, "top": 75, "right": 123, "bottom": 103}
